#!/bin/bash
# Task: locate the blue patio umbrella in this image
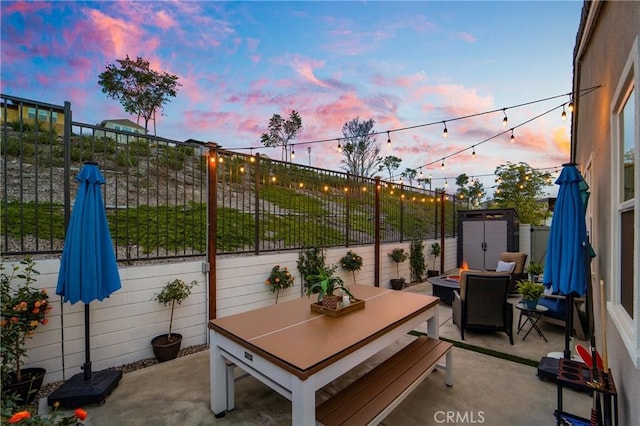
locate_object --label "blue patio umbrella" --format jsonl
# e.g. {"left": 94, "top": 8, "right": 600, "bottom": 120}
{"left": 56, "top": 162, "right": 121, "bottom": 303}
{"left": 543, "top": 163, "right": 594, "bottom": 360}
{"left": 49, "top": 162, "right": 123, "bottom": 407}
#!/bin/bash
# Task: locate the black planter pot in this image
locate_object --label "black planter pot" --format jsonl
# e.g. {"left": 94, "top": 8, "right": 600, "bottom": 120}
{"left": 427, "top": 270, "right": 440, "bottom": 278}
{"left": 3, "top": 367, "right": 46, "bottom": 405}
{"left": 151, "top": 333, "right": 182, "bottom": 362}
{"left": 390, "top": 278, "right": 405, "bottom": 290}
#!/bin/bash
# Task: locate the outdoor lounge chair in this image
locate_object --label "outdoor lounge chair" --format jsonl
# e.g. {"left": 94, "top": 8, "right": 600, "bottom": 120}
{"left": 533, "top": 294, "right": 588, "bottom": 341}
{"left": 497, "top": 251, "right": 528, "bottom": 293}
{"left": 452, "top": 272, "right": 514, "bottom": 344}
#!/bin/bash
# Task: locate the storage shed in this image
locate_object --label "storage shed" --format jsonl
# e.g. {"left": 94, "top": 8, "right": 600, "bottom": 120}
{"left": 457, "top": 208, "right": 520, "bottom": 269}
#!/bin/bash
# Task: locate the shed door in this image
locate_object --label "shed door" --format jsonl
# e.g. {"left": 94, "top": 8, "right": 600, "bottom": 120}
{"left": 462, "top": 221, "right": 485, "bottom": 269}
{"left": 484, "top": 220, "right": 508, "bottom": 269}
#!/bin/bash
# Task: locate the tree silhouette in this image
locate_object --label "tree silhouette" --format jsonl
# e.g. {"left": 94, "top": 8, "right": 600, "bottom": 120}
{"left": 98, "top": 55, "right": 181, "bottom": 135}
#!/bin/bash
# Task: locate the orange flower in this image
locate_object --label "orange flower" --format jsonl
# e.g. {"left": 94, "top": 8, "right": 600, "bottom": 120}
{"left": 1, "top": 319, "right": 7, "bottom": 327}
{"left": 32, "top": 307, "right": 40, "bottom": 314}
{"left": 41, "top": 318, "right": 49, "bottom": 325}
{"left": 74, "top": 408, "right": 88, "bottom": 421}
{"left": 8, "top": 411, "right": 31, "bottom": 423}
{"left": 19, "top": 301, "right": 27, "bottom": 309}
{"left": 42, "top": 289, "right": 47, "bottom": 294}
{"left": 30, "top": 320, "right": 39, "bottom": 327}
{"left": 34, "top": 301, "right": 42, "bottom": 308}
{"left": 265, "top": 279, "right": 270, "bottom": 285}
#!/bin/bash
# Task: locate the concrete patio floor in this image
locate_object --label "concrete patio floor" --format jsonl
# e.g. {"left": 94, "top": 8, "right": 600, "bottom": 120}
{"left": 55, "top": 283, "right": 593, "bottom": 425}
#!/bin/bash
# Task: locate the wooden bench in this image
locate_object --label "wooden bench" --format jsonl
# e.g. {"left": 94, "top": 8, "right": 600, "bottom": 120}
{"left": 316, "top": 336, "right": 453, "bottom": 426}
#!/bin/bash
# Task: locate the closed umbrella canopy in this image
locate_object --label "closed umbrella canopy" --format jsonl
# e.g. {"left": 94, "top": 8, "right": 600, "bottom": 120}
{"left": 543, "top": 164, "right": 590, "bottom": 297}
{"left": 57, "top": 163, "right": 121, "bottom": 303}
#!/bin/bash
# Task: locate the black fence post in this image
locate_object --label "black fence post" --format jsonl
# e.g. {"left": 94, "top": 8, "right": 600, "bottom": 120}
{"left": 63, "top": 101, "right": 72, "bottom": 230}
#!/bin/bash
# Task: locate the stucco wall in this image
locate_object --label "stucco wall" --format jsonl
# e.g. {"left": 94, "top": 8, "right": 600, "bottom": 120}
{"left": 573, "top": 2, "right": 640, "bottom": 423}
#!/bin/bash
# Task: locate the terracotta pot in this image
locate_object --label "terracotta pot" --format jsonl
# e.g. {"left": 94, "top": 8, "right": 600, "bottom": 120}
{"left": 390, "top": 278, "right": 405, "bottom": 290}
{"left": 3, "top": 367, "right": 46, "bottom": 405}
{"left": 151, "top": 333, "right": 182, "bottom": 362}
{"left": 321, "top": 295, "right": 339, "bottom": 310}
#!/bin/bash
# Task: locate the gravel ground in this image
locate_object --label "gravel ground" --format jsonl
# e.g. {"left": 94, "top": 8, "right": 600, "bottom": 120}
{"left": 33, "top": 344, "right": 208, "bottom": 409}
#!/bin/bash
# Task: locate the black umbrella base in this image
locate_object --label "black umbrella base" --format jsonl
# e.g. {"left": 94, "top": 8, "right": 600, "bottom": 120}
{"left": 48, "top": 369, "right": 123, "bottom": 408}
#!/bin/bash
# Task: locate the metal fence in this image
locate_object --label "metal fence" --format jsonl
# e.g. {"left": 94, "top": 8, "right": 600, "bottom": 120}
{"left": 1, "top": 94, "right": 458, "bottom": 262}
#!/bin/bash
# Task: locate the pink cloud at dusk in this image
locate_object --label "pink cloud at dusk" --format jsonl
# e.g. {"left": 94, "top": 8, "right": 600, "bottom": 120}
{"left": 286, "top": 55, "right": 331, "bottom": 89}
{"left": 83, "top": 8, "right": 154, "bottom": 59}
{"left": 454, "top": 32, "right": 478, "bottom": 43}
{"left": 155, "top": 10, "right": 177, "bottom": 30}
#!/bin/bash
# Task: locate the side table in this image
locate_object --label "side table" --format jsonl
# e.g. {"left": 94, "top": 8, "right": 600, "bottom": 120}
{"left": 516, "top": 303, "right": 549, "bottom": 342}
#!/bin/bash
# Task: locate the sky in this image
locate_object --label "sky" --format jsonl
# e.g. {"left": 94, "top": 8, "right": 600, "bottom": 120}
{"left": 1, "top": 1, "right": 584, "bottom": 196}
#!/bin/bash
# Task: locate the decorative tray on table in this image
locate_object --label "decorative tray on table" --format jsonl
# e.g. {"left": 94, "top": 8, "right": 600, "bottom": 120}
{"left": 311, "top": 298, "right": 365, "bottom": 317}
{"left": 445, "top": 275, "right": 461, "bottom": 282}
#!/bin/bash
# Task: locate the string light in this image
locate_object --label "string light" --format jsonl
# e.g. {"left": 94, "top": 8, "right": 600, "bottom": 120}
{"left": 510, "top": 129, "right": 515, "bottom": 143}
{"left": 442, "top": 122, "right": 448, "bottom": 138}
{"left": 419, "top": 168, "right": 423, "bottom": 178}
{"left": 568, "top": 94, "right": 574, "bottom": 112}
{"left": 291, "top": 147, "right": 296, "bottom": 159}
{"left": 472, "top": 147, "right": 476, "bottom": 158}
{"left": 502, "top": 109, "right": 508, "bottom": 127}
{"left": 337, "top": 140, "right": 342, "bottom": 153}
{"left": 229, "top": 86, "right": 602, "bottom": 161}
{"left": 441, "top": 159, "right": 445, "bottom": 169}
{"left": 387, "top": 131, "right": 391, "bottom": 147}
{"left": 561, "top": 104, "right": 567, "bottom": 121}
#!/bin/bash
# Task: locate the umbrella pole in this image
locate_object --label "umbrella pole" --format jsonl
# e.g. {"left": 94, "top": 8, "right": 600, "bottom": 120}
{"left": 83, "top": 304, "right": 92, "bottom": 381}
{"left": 564, "top": 293, "right": 575, "bottom": 359}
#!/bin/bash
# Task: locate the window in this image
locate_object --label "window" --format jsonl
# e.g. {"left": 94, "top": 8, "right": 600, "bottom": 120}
{"left": 27, "top": 107, "right": 58, "bottom": 124}
{"left": 610, "top": 36, "right": 639, "bottom": 366}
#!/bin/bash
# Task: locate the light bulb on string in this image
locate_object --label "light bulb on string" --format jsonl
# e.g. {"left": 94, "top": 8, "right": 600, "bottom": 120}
{"left": 510, "top": 129, "right": 515, "bottom": 143}
{"left": 441, "top": 159, "right": 445, "bottom": 169}
{"left": 561, "top": 105, "right": 567, "bottom": 121}
{"left": 442, "top": 122, "right": 448, "bottom": 138}
{"left": 445, "top": 179, "right": 448, "bottom": 187}
{"left": 568, "top": 99, "right": 574, "bottom": 113}
{"left": 337, "top": 140, "right": 342, "bottom": 153}
{"left": 419, "top": 168, "right": 423, "bottom": 178}
{"left": 291, "top": 147, "right": 296, "bottom": 159}
{"left": 472, "top": 147, "right": 476, "bottom": 158}
{"left": 387, "top": 131, "right": 391, "bottom": 147}
{"left": 502, "top": 109, "right": 508, "bottom": 127}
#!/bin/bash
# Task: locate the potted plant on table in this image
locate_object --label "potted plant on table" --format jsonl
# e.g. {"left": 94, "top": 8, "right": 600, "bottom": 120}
{"left": 306, "top": 268, "right": 353, "bottom": 310}
{"left": 388, "top": 248, "right": 409, "bottom": 290}
{"left": 151, "top": 279, "right": 198, "bottom": 362}
{"left": 297, "top": 246, "right": 328, "bottom": 294}
{"left": 516, "top": 279, "right": 546, "bottom": 309}
{"left": 427, "top": 242, "right": 441, "bottom": 278}
{"left": 525, "top": 262, "right": 544, "bottom": 282}
{"left": 340, "top": 250, "right": 363, "bottom": 286}
{"left": 265, "top": 265, "right": 295, "bottom": 303}
{"left": 1, "top": 257, "right": 51, "bottom": 405}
